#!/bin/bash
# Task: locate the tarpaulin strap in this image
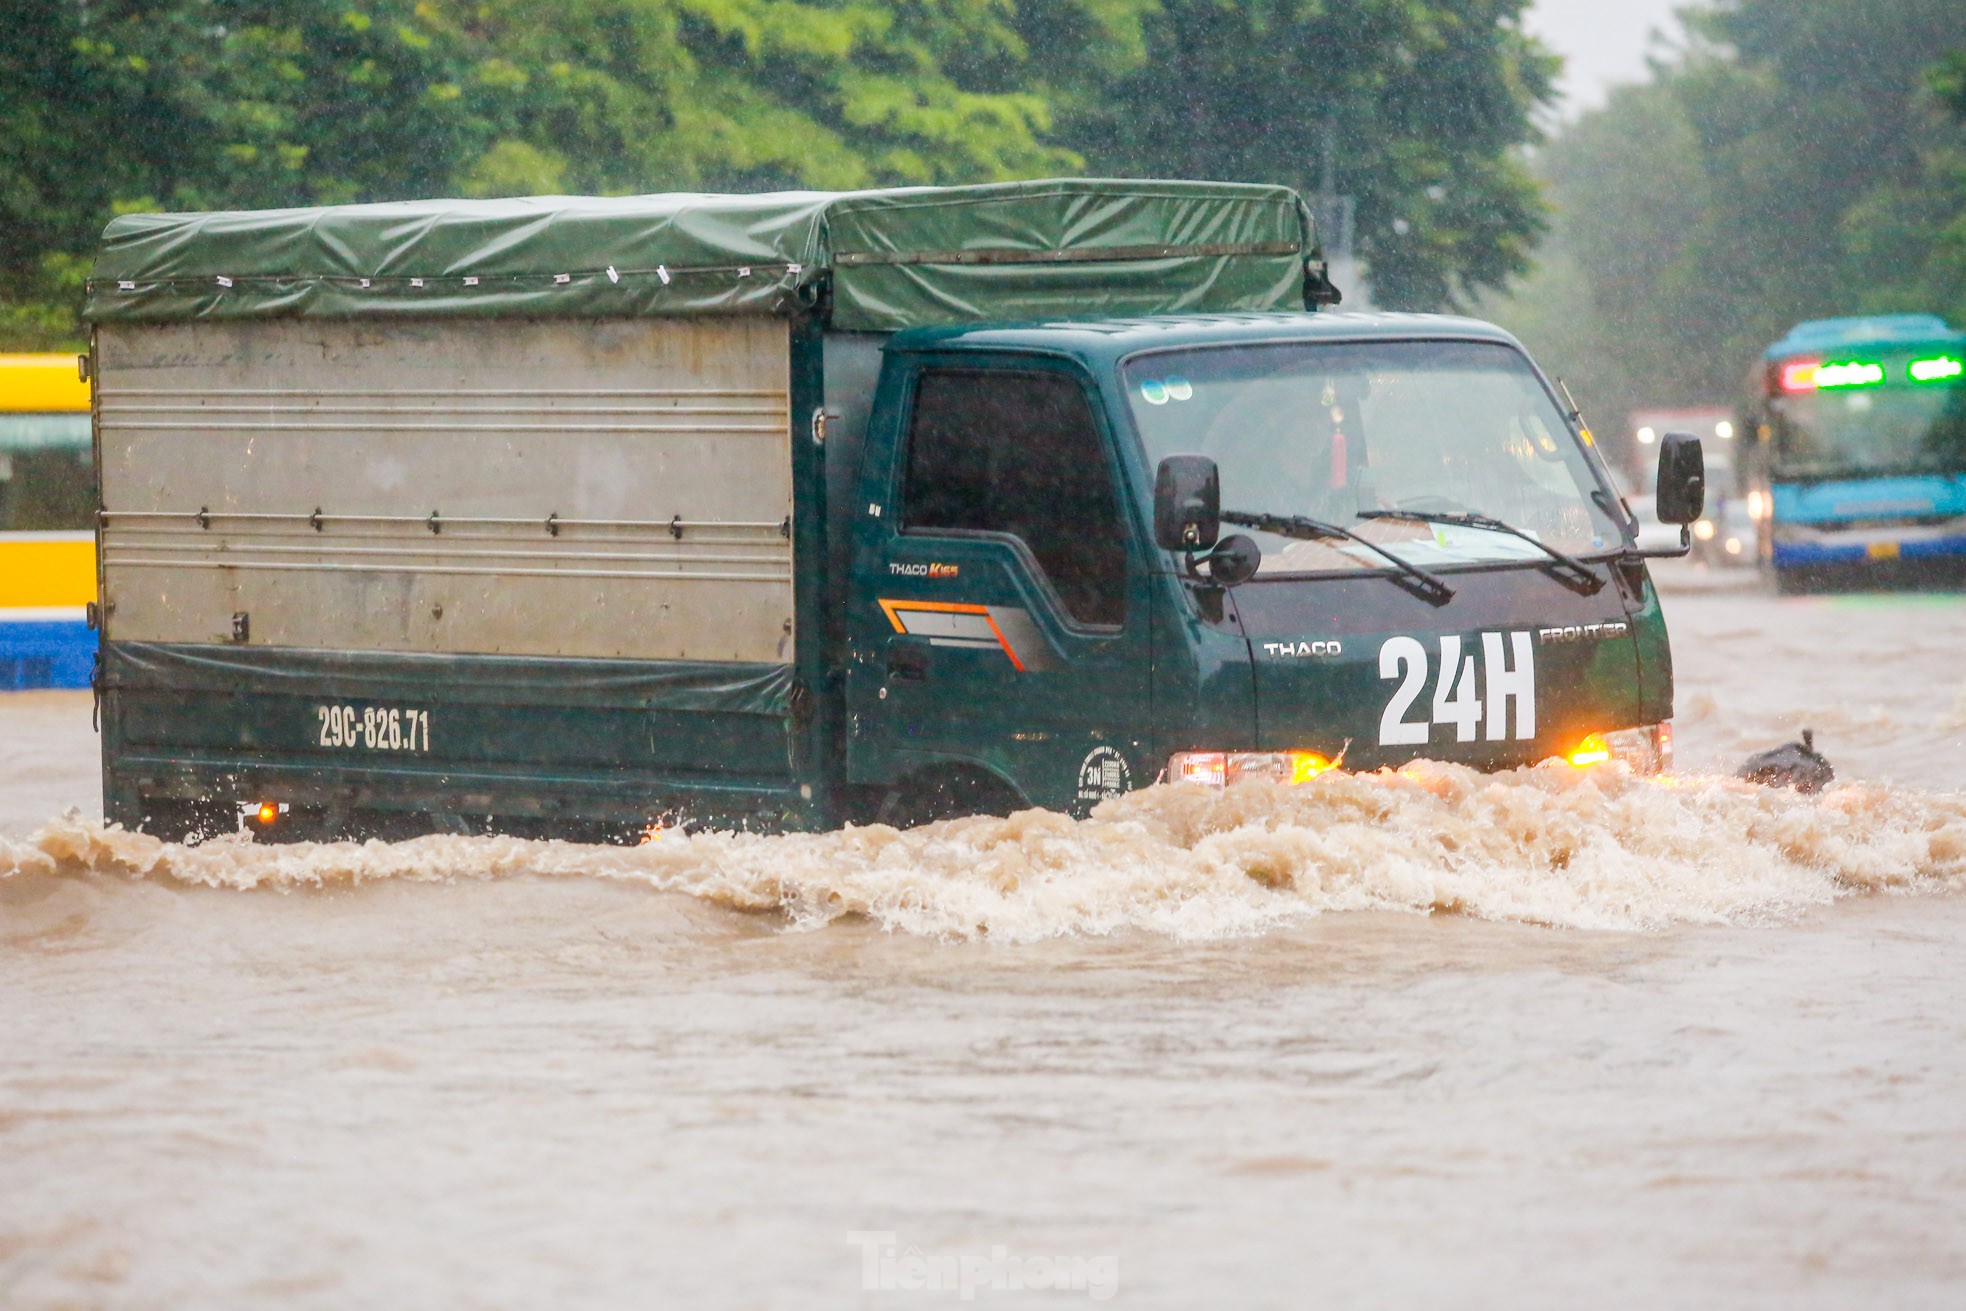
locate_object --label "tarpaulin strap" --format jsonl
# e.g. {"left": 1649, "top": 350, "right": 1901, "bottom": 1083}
{"left": 831, "top": 241, "right": 1302, "bottom": 267}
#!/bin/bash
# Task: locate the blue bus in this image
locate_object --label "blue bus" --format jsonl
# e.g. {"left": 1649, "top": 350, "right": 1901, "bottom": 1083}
{"left": 1742, "top": 315, "right": 1966, "bottom": 592}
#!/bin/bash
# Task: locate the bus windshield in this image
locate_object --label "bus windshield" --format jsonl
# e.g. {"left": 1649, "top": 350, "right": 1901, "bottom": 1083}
{"left": 1772, "top": 360, "right": 1966, "bottom": 477}
{"left": 0, "top": 353, "right": 93, "bottom": 532}
{"left": 1122, "top": 339, "right": 1624, "bottom": 577}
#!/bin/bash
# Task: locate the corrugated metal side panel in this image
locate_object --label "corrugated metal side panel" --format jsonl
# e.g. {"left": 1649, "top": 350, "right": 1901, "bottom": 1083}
{"left": 96, "top": 318, "right": 794, "bottom": 662}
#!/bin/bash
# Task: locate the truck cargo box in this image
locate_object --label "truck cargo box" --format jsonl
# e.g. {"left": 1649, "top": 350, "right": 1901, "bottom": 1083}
{"left": 95, "top": 317, "right": 797, "bottom": 664}
{"left": 85, "top": 180, "right": 1324, "bottom": 837}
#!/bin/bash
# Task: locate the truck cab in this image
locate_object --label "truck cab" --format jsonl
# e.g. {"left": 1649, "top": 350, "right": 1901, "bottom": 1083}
{"left": 842, "top": 313, "right": 1678, "bottom": 822}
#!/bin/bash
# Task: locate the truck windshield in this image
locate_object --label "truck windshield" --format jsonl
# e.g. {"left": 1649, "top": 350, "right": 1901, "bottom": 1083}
{"left": 1771, "top": 363, "right": 1966, "bottom": 477}
{"left": 1123, "top": 339, "right": 1623, "bottom": 577}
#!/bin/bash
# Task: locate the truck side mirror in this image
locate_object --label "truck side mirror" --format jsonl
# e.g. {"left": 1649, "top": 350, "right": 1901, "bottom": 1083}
{"left": 1154, "top": 455, "right": 1220, "bottom": 551}
{"left": 1656, "top": 432, "right": 1706, "bottom": 525}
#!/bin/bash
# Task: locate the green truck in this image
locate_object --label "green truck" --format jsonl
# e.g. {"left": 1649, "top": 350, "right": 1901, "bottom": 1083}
{"left": 82, "top": 179, "right": 1699, "bottom": 840}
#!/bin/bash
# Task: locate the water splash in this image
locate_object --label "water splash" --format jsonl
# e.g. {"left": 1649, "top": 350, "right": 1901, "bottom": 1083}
{"left": 5, "top": 763, "right": 1964, "bottom": 941}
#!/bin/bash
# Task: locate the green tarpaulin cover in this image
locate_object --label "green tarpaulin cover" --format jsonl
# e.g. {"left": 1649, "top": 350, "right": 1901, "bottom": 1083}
{"left": 86, "top": 179, "right": 1315, "bottom": 332}
{"left": 105, "top": 642, "right": 796, "bottom": 716}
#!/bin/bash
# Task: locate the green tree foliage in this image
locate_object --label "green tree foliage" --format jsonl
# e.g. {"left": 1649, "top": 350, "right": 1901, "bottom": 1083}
{"left": 1487, "top": 0, "right": 1966, "bottom": 447}
{"left": 1871, "top": 49, "right": 1966, "bottom": 327}
{"left": 1049, "top": 0, "right": 1556, "bottom": 309}
{"left": 2, "top": 0, "right": 1557, "bottom": 346}
{"left": 1, "top": 0, "right": 1079, "bottom": 347}
{"left": 0, "top": 3, "right": 129, "bottom": 347}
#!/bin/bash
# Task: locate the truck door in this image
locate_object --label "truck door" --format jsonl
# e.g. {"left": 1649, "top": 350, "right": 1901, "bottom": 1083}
{"left": 846, "top": 358, "right": 1154, "bottom": 818}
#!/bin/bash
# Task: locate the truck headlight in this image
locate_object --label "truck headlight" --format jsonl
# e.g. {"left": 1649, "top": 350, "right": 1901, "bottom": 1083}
{"left": 1169, "top": 750, "right": 1336, "bottom": 788}
{"left": 1566, "top": 734, "right": 1612, "bottom": 766}
{"left": 1564, "top": 723, "right": 1671, "bottom": 774}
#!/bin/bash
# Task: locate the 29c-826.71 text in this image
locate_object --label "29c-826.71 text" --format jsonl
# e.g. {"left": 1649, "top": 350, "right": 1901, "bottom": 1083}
{"left": 315, "top": 704, "right": 431, "bottom": 753}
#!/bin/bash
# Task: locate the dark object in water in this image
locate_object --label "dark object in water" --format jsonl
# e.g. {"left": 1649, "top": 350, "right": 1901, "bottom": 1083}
{"left": 1737, "top": 728, "right": 1835, "bottom": 794}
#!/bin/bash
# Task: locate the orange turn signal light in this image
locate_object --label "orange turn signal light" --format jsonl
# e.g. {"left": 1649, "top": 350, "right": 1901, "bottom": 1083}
{"left": 1288, "top": 751, "right": 1335, "bottom": 783}
{"left": 1566, "top": 734, "right": 1612, "bottom": 768}
{"left": 255, "top": 802, "right": 280, "bottom": 825}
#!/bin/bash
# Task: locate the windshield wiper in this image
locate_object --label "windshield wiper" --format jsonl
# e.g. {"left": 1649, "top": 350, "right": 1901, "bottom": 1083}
{"left": 1357, "top": 508, "right": 1604, "bottom": 595}
{"left": 1221, "top": 509, "right": 1454, "bottom": 606}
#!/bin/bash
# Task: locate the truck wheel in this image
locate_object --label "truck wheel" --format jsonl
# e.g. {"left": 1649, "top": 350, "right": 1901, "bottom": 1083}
{"left": 133, "top": 800, "right": 236, "bottom": 844}
{"left": 878, "top": 769, "right": 1023, "bottom": 829}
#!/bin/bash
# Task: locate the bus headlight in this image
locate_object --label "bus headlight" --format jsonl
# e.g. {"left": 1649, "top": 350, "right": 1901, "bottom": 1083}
{"left": 1693, "top": 519, "right": 1717, "bottom": 541}
{"left": 1170, "top": 750, "right": 1336, "bottom": 788}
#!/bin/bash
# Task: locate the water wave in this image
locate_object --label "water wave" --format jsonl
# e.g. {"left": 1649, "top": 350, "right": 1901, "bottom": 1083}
{"left": 5, "top": 763, "right": 1964, "bottom": 941}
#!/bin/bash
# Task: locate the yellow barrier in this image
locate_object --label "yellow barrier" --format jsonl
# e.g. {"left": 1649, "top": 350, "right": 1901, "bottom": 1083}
{"left": 0, "top": 354, "right": 91, "bottom": 414}
{"left": 0, "top": 534, "right": 97, "bottom": 608}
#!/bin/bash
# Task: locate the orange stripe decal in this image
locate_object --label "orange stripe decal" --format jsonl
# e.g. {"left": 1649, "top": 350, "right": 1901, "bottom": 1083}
{"left": 877, "top": 597, "right": 1026, "bottom": 671}
{"left": 981, "top": 610, "right": 1025, "bottom": 672}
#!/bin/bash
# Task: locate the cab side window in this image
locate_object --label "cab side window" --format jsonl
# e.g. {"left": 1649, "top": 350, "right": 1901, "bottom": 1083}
{"left": 901, "top": 369, "right": 1127, "bottom": 627}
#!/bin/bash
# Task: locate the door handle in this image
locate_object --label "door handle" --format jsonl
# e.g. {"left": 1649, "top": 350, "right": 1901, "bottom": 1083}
{"left": 886, "top": 643, "right": 930, "bottom": 682}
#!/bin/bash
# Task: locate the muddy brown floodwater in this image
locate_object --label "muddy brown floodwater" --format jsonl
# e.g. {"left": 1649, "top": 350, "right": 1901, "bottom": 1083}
{"left": 5, "top": 566, "right": 1966, "bottom": 1309}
